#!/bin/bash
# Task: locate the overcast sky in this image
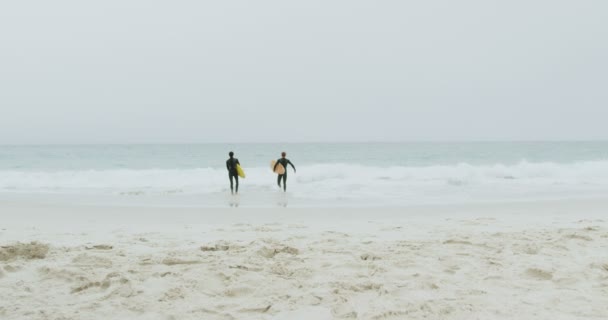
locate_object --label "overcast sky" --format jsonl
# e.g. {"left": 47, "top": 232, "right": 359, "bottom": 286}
{"left": 1, "top": 1, "right": 607, "bottom": 144}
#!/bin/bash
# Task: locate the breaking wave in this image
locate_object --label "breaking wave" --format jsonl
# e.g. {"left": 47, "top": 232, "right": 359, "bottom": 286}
{"left": 1, "top": 161, "right": 607, "bottom": 203}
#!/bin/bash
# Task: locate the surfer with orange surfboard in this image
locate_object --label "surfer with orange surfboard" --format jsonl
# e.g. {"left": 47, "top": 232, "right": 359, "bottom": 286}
{"left": 272, "top": 152, "right": 296, "bottom": 192}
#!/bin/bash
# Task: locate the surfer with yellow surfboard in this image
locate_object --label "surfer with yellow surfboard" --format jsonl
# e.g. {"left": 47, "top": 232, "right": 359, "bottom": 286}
{"left": 226, "top": 151, "right": 244, "bottom": 194}
{"left": 272, "top": 152, "right": 296, "bottom": 192}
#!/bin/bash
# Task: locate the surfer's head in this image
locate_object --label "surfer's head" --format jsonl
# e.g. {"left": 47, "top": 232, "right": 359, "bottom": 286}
{"left": 229, "top": 151, "right": 234, "bottom": 158}
{"left": 281, "top": 152, "right": 286, "bottom": 158}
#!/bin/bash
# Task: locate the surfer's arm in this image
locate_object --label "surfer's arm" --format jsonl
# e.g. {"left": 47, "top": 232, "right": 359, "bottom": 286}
{"left": 226, "top": 160, "right": 230, "bottom": 171}
{"left": 288, "top": 160, "right": 296, "bottom": 173}
{"left": 273, "top": 161, "right": 279, "bottom": 171}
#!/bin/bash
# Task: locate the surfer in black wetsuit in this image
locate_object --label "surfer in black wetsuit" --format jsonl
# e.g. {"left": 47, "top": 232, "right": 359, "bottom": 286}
{"left": 274, "top": 152, "right": 296, "bottom": 192}
{"left": 226, "top": 151, "right": 240, "bottom": 194}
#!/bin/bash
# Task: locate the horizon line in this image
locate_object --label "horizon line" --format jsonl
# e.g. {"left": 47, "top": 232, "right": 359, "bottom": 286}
{"left": 1, "top": 139, "right": 608, "bottom": 146}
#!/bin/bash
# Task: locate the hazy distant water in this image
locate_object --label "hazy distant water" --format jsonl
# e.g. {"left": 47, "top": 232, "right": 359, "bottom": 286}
{"left": 1, "top": 142, "right": 607, "bottom": 170}
{"left": 1, "top": 142, "right": 607, "bottom": 206}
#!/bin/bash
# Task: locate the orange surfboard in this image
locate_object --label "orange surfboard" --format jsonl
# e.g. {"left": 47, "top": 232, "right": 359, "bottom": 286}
{"left": 270, "top": 160, "right": 285, "bottom": 174}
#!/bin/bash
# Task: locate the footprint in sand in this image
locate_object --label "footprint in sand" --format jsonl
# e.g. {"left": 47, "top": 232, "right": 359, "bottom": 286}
{"left": 71, "top": 272, "right": 133, "bottom": 297}
{"left": 583, "top": 226, "right": 600, "bottom": 232}
{"left": 161, "top": 258, "right": 202, "bottom": 266}
{"left": 71, "top": 279, "right": 112, "bottom": 294}
{"left": 512, "top": 244, "right": 540, "bottom": 255}
{"left": 370, "top": 310, "right": 410, "bottom": 319}
{"left": 72, "top": 253, "right": 113, "bottom": 268}
{"left": 159, "top": 287, "right": 186, "bottom": 301}
{"left": 257, "top": 246, "right": 299, "bottom": 258}
{"left": 563, "top": 234, "right": 593, "bottom": 241}
{"left": 331, "top": 302, "right": 358, "bottom": 319}
{"left": 254, "top": 226, "right": 283, "bottom": 232}
{"left": 287, "top": 224, "right": 308, "bottom": 229}
{"left": 589, "top": 262, "right": 608, "bottom": 272}
{"left": 360, "top": 253, "right": 381, "bottom": 261}
{"left": 0, "top": 242, "right": 50, "bottom": 261}
{"left": 524, "top": 268, "right": 553, "bottom": 280}
{"left": 223, "top": 286, "right": 255, "bottom": 298}
{"left": 443, "top": 239, "right": 473, "bottom": 245}
{"left": 201, "top": 242, "right": 231, "bottom": 252}
{"left": 85, "top": 244, "right": 113, "bottom": 250}
{"left": 4, "top": 265, "right": 21, "bottom": 273}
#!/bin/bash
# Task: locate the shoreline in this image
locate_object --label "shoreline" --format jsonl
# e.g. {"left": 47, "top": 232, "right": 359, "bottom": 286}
{"left": 2, "top": 196, "right": 608, "bottom": 224}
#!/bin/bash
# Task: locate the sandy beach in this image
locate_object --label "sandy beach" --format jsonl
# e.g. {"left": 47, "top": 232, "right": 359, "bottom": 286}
{"left": 3, "top": 0, "right": 607, "bottom": 318}
{"left": 1, "top": 198, "right": 607, "bottom": 319}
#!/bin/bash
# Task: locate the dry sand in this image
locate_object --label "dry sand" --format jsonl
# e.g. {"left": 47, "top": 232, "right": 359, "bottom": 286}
{"left": 1, "top": 199, "right": 607, "bottom": 319}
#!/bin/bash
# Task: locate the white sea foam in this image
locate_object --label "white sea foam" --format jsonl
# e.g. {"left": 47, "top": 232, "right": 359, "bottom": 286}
{"left": 1, "top": 161, "right": 608, "bottom": 204}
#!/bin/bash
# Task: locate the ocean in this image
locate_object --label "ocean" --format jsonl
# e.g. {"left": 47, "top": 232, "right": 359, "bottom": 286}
{"left": 1, "top": 142, "right": 607, "bottom": 207}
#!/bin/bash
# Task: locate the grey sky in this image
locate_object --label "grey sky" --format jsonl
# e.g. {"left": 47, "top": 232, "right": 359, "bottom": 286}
{"left": 1, "top": 1, "right": 607, "bottom": 144}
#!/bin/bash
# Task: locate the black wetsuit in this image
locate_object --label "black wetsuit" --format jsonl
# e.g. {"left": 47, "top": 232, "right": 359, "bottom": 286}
{"left": 274, "top": 158, "right": 296, "bottom": 191}
{"left": 226, "top": 157, "right": 240, "bottom": 194}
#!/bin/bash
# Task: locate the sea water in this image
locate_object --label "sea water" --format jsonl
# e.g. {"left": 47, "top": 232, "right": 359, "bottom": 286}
{"left": 0, "top": 142, "right": 607, "bottom": 207}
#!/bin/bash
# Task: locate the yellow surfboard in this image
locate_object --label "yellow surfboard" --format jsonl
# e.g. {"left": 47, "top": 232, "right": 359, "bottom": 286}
{"left": 236, "top": 164, "right": 245, "bottom": 178}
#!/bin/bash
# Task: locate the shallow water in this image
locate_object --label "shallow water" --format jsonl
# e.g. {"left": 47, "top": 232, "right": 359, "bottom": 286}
{"left": 1, "top": 142, "right": 607, "bottom": 206}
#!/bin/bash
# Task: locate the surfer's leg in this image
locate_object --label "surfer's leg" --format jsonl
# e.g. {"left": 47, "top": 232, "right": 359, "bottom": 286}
{"left": 235, "top": 175, "right": 239, "bottom": 194}
{"left": 229, "top": 174, "right": 234, "bottom": 194}
{"left": 277, "top": 174, "right": 282, "bottom": 187}
{"left": 282, "top": 174, "right": 287, "bottom": 191}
